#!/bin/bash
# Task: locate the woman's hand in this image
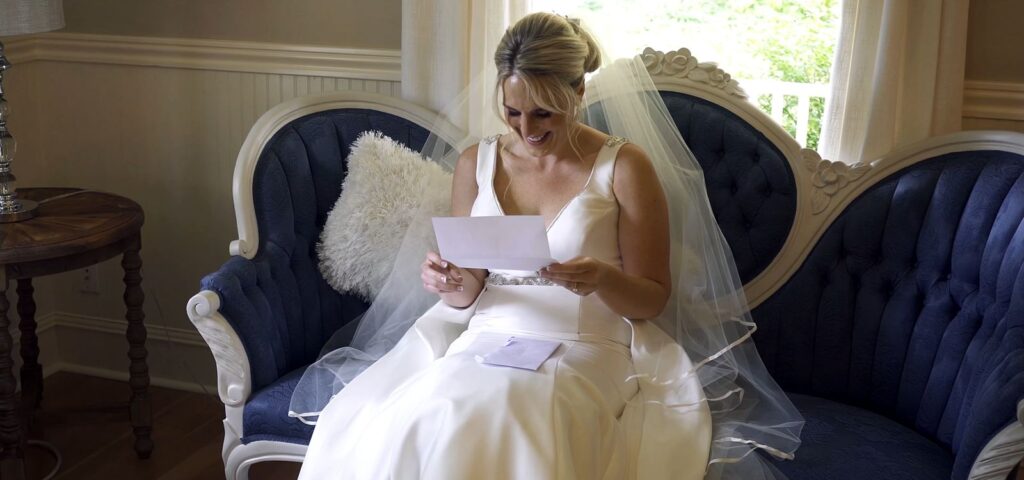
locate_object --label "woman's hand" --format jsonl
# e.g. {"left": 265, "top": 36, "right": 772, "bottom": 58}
{"left": 539, "top": 256, "right": 612, "bottom": 296}
{"left": 421, "top": 251, "right": 465, "bottom": 294}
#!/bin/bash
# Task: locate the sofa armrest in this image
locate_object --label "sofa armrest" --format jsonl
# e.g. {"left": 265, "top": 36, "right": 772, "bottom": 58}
{"left": 187, "top": 290, "right": 251, "bottom": 407}
{"left": 190, "top": 255, "right": 295, "bottom": 395}
{"left": 190, "top": 251, "right": 368, "bottom": 398}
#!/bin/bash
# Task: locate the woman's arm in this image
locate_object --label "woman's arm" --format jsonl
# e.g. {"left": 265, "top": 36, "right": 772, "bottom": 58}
{"left": 421, "top": 144, "right": 488, "bottom": 308}
{"left": 541, "top": 143, "right": 671, "bottom": 319}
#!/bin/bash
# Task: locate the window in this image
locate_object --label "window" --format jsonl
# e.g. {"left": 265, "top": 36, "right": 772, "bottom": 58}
{"left": 541, "top": 0, "right": 840, "bottom": 150}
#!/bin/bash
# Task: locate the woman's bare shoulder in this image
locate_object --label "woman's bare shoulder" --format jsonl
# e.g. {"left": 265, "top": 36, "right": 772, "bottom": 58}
{"left": 612, "top": 142, "right": 660, "bottom": 194}
{"left": 616, "top": 142, "right": 650, "bottom": 163}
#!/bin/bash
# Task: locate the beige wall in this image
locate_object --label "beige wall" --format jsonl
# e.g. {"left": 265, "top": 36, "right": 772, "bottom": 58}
{"left": 963, "top": 0, "right": 1024, "bottom": 132}
{"left": 3, "top": 0, "right": 1021, "bottom": 388}
{"left": 2, "top": 2, "right": 401, "bottom": 389}
{"left": 965, "top": 0, "right": 1024, "bottom": 83}
{"left": 61, "top": 0, "right": 401, "bottom": 49}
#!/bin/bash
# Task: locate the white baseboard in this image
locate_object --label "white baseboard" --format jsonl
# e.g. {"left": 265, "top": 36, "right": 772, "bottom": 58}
{"left": 11, "top": 311, "right": 217, "bottom": 395}
{"left": 48, "top": 362, "right": 216, "bottom": 395}
{"left": 964, "top": 81, "right": 1024, "bottom": 121}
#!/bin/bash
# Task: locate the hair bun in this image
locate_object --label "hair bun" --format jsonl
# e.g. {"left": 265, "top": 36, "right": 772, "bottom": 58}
{"left": 559, "top": 15, "right": 601, "bottom": 73}
{"left": 575, "top": 25, "right": 602, "bottom": 74}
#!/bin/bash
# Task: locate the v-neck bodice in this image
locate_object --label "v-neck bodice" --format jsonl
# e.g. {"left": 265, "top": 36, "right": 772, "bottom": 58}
{"left": 470, "top": 136, "right": 626, "bottom": 274}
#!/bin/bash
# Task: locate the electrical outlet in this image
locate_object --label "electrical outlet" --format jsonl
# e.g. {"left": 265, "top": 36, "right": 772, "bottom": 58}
{"left": 79, "top": 267, "right": 100, "bottom": 294}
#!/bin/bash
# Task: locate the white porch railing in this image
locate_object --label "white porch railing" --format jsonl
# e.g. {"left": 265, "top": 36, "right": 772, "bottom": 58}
{"left": 740, "top": 80, "right": 830, "bottom": 147}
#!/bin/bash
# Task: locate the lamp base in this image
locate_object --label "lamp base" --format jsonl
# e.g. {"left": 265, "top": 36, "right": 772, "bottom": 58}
{"left": 0, "top": 199, "right": 39, "bottom": 223}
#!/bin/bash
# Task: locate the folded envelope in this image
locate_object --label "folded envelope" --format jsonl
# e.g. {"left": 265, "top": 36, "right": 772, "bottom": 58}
{"left": 432, "top": 215, "right": 555, "bottom": 271}
{"left": 475, "top": 336, "right": 562, "bottom": 371}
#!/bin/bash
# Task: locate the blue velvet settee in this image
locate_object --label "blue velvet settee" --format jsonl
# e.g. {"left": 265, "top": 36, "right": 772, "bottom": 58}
{"left": 188, "top": 48, "right": 1024, "bottom": 480}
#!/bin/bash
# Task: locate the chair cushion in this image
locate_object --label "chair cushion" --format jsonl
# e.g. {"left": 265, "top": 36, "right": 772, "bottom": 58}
{"left": 771, "top": 393, "right": 953, "bottom": 480}
{"left": 242, "top": 366, "right": 314, "bottom": 445}
{"left": 318, "top": 131, "right": 452, "bottom": 301}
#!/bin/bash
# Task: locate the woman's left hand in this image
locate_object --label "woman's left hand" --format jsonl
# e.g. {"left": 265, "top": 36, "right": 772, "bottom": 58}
{"left": 539, "top": 256, "right": 611, "bottom": 296}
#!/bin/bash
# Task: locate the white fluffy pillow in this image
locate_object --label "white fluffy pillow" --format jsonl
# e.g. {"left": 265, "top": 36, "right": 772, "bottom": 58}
{"left": 318, "top": 131, "right": 452, "bottom": 301}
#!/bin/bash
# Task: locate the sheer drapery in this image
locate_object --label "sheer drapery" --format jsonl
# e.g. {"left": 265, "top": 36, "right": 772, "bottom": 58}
{"left": 401, "top": 0, "right": 530, "bottom": 136}
{"left": 820, "top": 0, "right": 970, "bottom": 163}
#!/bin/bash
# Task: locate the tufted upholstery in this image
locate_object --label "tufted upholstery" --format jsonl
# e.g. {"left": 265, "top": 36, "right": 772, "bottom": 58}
{"left": 586, "top": 92, "right": 796, "bottom": 283}
{"left": 660, "top": 92, "right": 797, "bottom": 283}
{"left": 194, "top": 91, "right": 1022, "bottom": 478}
{"left": 752, "top": 151, "right": 1024, "bottom": 479}
{"left": 200, "top": 109, "right": 437, "bottom": 444}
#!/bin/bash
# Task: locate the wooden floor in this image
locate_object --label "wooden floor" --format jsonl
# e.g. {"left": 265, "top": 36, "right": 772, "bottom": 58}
{"left": 17, "top": 372, "right": 1024, "bottom": 479}
{"left": 20, "top": 372, "right": 300, "bottom": 480}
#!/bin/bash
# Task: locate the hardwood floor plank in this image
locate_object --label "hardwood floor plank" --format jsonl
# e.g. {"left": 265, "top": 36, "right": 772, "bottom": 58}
{"left": 57, "top": 391, "right": 222, "bottom": 479}
{"left": 16, "top": 372, "right": 304, "bottom": 479}
{"left": 250, "top": 461, "right": 302, "bottom": 479}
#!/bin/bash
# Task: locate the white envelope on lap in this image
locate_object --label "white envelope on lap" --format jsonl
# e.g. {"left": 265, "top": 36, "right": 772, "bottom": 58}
{"left": 432, "top": 215, "right": 555, "bottom": 271}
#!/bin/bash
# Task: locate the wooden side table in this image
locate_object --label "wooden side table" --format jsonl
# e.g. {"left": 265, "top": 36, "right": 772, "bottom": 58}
{"left": 0, "top": 188, "right": 152, "bottom": 479}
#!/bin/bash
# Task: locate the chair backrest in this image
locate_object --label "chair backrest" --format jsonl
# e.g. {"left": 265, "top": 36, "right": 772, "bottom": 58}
{"left": 225, "top": 93, "right": 457, "bottom": 387}
{"left": 751, "top": 134, "right": 1024, "bottom": 479}
{"left": 646, "top": 48, "right": 800, "bottom": 288}
{"left": 647, "top": 47, "right": 1024, "bottom": 478}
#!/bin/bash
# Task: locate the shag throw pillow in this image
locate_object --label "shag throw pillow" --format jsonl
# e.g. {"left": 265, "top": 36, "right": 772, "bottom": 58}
{"left": 318, "top": 131, "right": 452, "bottom": 301}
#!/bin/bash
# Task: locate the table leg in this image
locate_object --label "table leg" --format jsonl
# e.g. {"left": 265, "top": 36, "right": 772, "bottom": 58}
{"left": 0, "top": 275, "right": 25, "bottom": 480}
{"left": 16, "top": 279, "right": 41, "bottom": 409}
{"left": 122, "top": 235, "right": 153, "bottom": 459}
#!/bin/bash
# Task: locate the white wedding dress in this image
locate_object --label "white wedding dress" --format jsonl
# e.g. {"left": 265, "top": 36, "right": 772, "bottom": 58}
{"left": 298, "top": 136, "right": 712, "bottom": 480}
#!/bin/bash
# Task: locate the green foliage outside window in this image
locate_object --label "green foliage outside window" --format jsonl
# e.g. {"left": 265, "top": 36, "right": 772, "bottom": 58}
{"left": 548, "top": 0, "right": 840, "bottom": 149}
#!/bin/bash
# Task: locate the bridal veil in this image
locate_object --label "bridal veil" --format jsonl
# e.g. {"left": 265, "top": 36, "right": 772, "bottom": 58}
{"left": 291, "top": 13, "right": 803, "bottom": 479}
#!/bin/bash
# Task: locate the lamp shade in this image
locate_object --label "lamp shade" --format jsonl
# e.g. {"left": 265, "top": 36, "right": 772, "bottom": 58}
{"left": 0, "top": 0, "right": 65, "bottom": 36}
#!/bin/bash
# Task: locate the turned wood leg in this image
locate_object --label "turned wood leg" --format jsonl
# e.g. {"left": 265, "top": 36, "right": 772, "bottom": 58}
{"left": 16, "top": 279, "right": 41, "bottom": 409}
{"left": 0, "top": 275, "right": 25, "bottom": 480}
{"left": 122, "top": 235, "right": 153, "bottom": 459}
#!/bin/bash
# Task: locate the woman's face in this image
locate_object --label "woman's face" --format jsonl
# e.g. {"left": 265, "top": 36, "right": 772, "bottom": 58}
{"left": 502, "top": 75, "right": 572, "bottom": 157}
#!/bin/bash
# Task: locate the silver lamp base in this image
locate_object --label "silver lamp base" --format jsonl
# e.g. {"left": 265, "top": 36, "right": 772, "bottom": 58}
{"left": 0, "top": 199, "right": 38, "bottom": 223}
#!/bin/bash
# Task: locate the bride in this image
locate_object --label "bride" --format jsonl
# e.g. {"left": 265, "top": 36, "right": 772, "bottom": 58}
{"left": 295, "top": 12, "right": 802, "bottom": 480}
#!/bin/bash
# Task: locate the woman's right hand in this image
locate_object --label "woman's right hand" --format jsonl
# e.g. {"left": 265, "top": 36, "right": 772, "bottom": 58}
{"left": 421, "top": 251, "right": 465, "bottom": 294}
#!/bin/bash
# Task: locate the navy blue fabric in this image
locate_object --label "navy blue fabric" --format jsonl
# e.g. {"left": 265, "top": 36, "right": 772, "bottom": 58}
{"left": 241, "top": 366, "right": 314, "bottom": 444}
{"left": 586, "top": 92, "right": 796, "bottom": 283}
{"left": 753, "top": 151, "right": 1024, "bottom": 479}
{"left": 662, "top": 92, "right": 797, "bottom": 283}
{"left": 769, "top": 393, "right": 953, "bottom": 480}
{"left": 200, "top": 109, "right": 436, "bottom": 393}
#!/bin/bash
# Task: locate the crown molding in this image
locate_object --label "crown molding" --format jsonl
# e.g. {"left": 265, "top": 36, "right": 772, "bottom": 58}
{"left": 963, "top": 80, "right": 1024, "bottom": 121}
{"left": 2, "top": 32, "right": 400, "bottom": 81}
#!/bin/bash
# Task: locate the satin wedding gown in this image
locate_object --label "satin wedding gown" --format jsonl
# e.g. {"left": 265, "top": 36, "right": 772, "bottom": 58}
{"left": 298, "top": 136, "right": 712, "bottom": 480}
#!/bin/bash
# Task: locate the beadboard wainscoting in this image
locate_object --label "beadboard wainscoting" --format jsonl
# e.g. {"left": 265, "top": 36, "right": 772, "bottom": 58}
{"left": 2, "top": 33, "right": 1021, "bottom": 395}
{"left": 2, "top": 33, "right": 400, "bottom": 391}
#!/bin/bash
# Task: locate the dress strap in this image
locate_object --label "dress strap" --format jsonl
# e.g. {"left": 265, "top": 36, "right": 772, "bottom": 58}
{"left": 590, "top": 135, "right": 629, "bottom": 199}
{"left": 475, "top": 135, "right": 501, "bottom": 193}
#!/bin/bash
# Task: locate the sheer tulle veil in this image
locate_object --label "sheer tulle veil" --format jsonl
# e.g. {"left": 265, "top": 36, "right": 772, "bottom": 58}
{"left": 291, "top": 14, "right": 803, "bottom": 479}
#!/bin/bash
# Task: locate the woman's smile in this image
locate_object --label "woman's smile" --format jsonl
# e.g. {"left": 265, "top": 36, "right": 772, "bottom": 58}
{"left": 525, "top": 132, "right": 550, "bottom": 146}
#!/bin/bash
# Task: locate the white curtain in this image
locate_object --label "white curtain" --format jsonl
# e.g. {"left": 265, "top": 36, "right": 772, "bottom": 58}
{"left": 820, "top": 0, "right": 970, "bottom": 164}
{"left": 401, "top": 0, "right": 530, "bottom": 136}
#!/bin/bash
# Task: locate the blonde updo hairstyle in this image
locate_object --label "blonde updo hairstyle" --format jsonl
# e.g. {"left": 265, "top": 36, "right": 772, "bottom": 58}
{"left": 494, "top": 12, "right": 601, "bottom": 156}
